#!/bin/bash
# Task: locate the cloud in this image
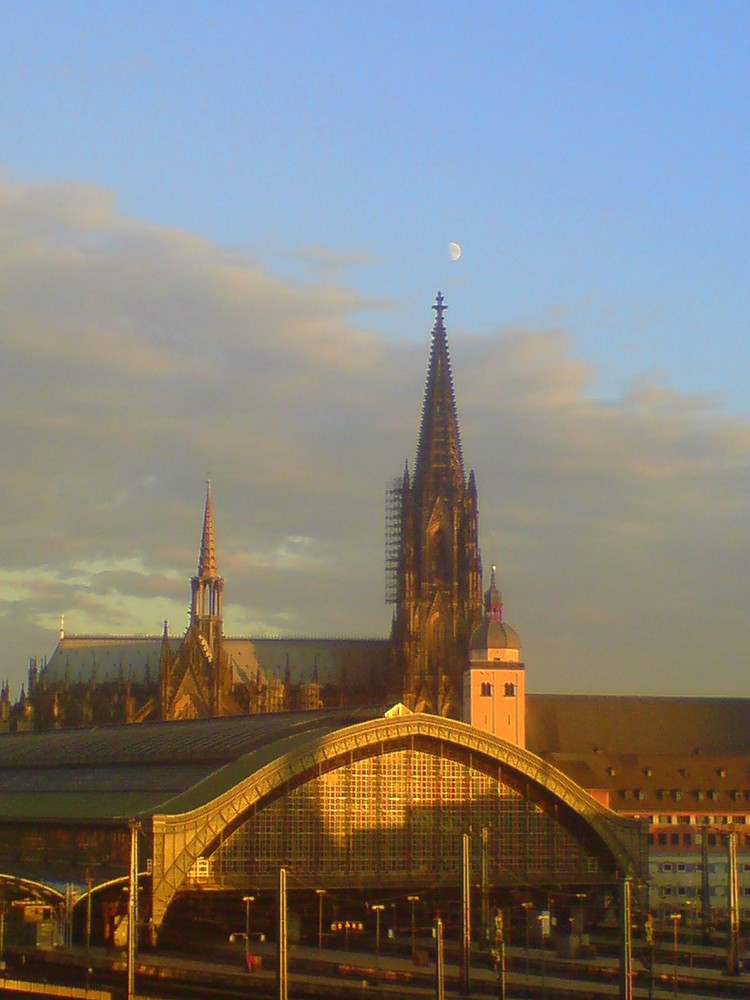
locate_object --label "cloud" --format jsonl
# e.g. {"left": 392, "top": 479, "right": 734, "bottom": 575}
{"left": 284, "top": 243, "right": 383, "bottom": 279}
{"left": 1, "top": 174, "right": 750, "bottom": 699}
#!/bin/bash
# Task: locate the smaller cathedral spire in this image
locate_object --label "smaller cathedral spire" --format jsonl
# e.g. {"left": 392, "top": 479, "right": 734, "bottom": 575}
{"left": 198, "top": 479, "right": 218, "bottom": 578}
{"left": 190, "top": 481, "right": 224, "bottom": 642}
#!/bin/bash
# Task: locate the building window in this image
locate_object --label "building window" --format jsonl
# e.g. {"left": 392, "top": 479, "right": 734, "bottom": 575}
{"left": 480, "top": 682, "right": 492, "bottom": 697}
{"left": 504, "top": 682, "right": 515, "bottom": 697}
{"left": 658, "top": 833, "right": 667, "bottom": 846}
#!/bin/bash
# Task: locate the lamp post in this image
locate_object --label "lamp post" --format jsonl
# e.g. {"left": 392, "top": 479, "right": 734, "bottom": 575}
{"left": 371, "top": 904, "right": 385, "bottom": 960}
{"left": 480, "top": 826, "right": 490, "bottom": 947}
{"left": 126, "top": 819, "right": 141, "bottom": 1000}
{"left": 491, "top": 909, "right": 506, "bottom": 1000}
{"left": 538, "top": 911, "right": 548, "bottom": 1000}
{"left": 84, "top": 868, "right": 93, "bottom": 981}
{"left": 0, "top": 901, "right": 6, "bottom": 973}
{"left": 684, "top": 900, "right": 695, "bottom": 971}
{"left": 434, "top": 917, "right": 445, "bottom": 1000}
{"left": 521, "top": 902, "right": 534, "bottom": 979}
{"left": 315, "top": 890, "right": 326, "bottom": 951}
{"left": 669, "top": 912, "right": 681, "bottom": 998}
{"left": 407, "top": 895, "right": 420, "bottom": 959}
{"left": 242, "top": 895, "right": 255, "bottom": 971}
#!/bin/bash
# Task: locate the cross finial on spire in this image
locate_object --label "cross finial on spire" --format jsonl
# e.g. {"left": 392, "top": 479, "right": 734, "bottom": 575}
{"left": 432, "top": 291, "right": 446, "bottom": 328}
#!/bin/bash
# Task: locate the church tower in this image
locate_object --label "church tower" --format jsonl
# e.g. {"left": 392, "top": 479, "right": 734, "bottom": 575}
{"left": 463, "top": 565, "right": 526, "bottom": 747}
{"left": 160, "top": 481, "right": 235, "bottom": 720}
{"left": 392, "top": 293, "right": 483, "bottom": 718}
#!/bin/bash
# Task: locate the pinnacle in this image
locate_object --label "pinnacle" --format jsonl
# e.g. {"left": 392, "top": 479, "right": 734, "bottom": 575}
{"left": 198, "top": 479, "right": 218, "bottom": 578}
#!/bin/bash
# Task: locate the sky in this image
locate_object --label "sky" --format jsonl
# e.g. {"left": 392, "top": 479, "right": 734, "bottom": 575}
{"left": 1, "top": 0, "right": 750, "bottom": 698}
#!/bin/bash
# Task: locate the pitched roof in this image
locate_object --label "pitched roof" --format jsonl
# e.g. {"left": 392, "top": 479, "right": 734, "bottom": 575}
{"left": 0, "top": 706, "right": 387, "bottom": 821}
{"left": 527, "top": 693, "right": 750, "bottom": 756}
{"left": 41, "top": 635, "right": 390, "bottom": 686}
{"left": 541, "top": 749, "right": 750, "bottom": 814}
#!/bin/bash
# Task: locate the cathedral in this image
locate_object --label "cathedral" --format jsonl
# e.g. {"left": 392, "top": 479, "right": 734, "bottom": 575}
{"left": 3, "top": 292, "right": 501, "bottom": 731}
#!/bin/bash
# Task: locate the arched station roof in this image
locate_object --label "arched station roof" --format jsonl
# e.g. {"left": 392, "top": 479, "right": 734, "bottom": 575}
{"left": 149, "top": 710, "right": 647, "bottom": 927}
{"left": 0, "top": 706, "right": 647, "bottom": 930}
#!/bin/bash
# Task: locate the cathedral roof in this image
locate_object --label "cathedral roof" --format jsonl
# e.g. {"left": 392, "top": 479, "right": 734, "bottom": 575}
{"left": 42, "top": 635, "right": 179, "bottom": 684}
{"left": 41, "top": 635, "right": 390, "bottom": 686}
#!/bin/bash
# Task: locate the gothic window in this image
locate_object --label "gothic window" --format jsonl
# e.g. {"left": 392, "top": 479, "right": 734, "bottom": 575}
{"left": 429, "top": 528, "right": 450, "bottom": 585}
{"left": 480, "top": 682, "right": 492, "bottom": 697}
{"left": 504, "top": 682, "right": 516, "bottom": 697}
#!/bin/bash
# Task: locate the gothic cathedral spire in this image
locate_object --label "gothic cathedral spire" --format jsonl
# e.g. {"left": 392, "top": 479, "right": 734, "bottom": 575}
{"left": 161, "top": 481, "right": 234, "bottom": 720}
{"left": 190, "top": 479, "right": 224, "bottom": 651}
{"left": 412, "top": 291, "right": 465, "bottom": 500}
{"left": 394, "top": 294, "right": 483, "bottom": 718}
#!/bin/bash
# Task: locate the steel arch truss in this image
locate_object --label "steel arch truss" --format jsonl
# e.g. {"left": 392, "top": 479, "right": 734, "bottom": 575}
{"left": 151, "top": 715, "right": 646, "bottom": 928}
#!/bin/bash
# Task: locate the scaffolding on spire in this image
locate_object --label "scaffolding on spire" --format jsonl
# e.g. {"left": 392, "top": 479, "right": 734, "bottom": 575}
{"left": 384, "top": 476, "right": 402, "bottom": 605}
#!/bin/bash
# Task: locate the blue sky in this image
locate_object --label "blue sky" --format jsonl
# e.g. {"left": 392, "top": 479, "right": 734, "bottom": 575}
{"left": 1, "top": 1, "right": 750, "bottom": 697}
{"left": 6, "top": 1, "right": 749, "bottom": 403}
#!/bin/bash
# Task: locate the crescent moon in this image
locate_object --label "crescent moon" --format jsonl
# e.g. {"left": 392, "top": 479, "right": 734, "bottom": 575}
{"left": 448, "top": 241, "right": 462, "bottom": 261}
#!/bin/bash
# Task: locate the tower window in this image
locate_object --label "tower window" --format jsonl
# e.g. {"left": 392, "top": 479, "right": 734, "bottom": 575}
{"left": 480, "top": 682, "right": 492, "bottom": 697}
{"left": 504, "top": 682, "right": 515, "bottom": 697}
